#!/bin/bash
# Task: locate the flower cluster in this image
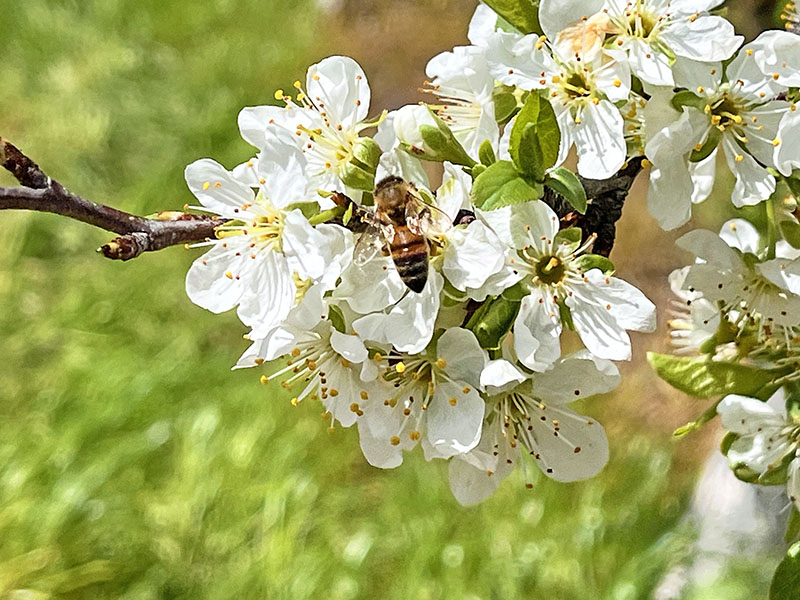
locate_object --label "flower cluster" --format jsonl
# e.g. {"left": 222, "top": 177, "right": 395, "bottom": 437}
{"left": 181, "top": 1, "right": 800, "bottom": 509}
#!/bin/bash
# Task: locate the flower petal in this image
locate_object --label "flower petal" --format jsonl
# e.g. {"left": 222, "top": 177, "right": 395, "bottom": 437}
{"left": 427, "top": 381, "right": 485, "bottom": 457}
{"left": 306, "top": 56, "right": 370, "bottom": 130}
{"left": 531, "top": 351, "right": 620, "bottom": 405}
{"left": 185, "top": 158, "right": 255, "bottom": 218}
{"left": 527, "top": 403, "right": 609, "bottom": 482}
{"left": 437, "top": 328, "right": 487, "bottom": 390}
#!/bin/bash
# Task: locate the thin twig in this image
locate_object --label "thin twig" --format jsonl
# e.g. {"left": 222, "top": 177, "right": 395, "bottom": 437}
{"left": 0, "top": 138, "right": 225, "bottom": 260}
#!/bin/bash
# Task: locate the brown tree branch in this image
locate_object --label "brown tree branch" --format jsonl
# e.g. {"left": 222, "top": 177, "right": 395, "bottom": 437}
{"left": 544, "top": 157, "right": 644, "bottom": 257}
{"left": 0, "top": 137, "right": 225, "bottom": 260}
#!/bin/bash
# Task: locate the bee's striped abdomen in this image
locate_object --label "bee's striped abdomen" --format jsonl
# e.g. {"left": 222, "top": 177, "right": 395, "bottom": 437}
{"left": 390, "top": 226, "right": 429, "bottom": 293}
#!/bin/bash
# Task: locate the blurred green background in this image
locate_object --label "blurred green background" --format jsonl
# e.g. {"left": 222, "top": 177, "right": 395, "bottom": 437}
{"left": 0, "top": 1, "right": 789, "bottom": 598}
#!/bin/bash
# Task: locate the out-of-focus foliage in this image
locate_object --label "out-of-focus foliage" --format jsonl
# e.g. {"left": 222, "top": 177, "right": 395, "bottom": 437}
{"left": 0, "top": 1, "right": 786, "bottom": 598}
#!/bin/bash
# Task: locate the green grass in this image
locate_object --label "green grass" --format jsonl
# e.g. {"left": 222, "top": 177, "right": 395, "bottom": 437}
{"left": 0, "top": 1, "right": 785, "bottom": 598}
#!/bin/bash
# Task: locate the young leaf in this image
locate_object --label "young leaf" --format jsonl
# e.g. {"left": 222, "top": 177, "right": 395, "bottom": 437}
{"left": 328, "top": 305, "right": 347, "bottom": 334}
{"left": 481, "top": 0, "right": 541, "bottom": 34}
{"left": 770, "top": 542, "right": 800, "bottom": 600}
{"left": 546, "top": 167, "right": 587, "bottom": 214}
{"left": 786, "top": 508, "right": 800, "bottom": 544}
{"left": 690, "top": 127, "right": 721, "bottom": 162}
{"left": 553, "top": 227, "right": 582, "bottom": 253}
{"left": 479, "top": 139, "right": 497, "bottom": 166}
{"left": 509, "top": 92, "right": 560, "bottom": 182}
{"left": 780, "top": 220, "right": 800, "bottom": 249}
{"left": 646, "top": 353, "right": 784, "bottom": 400}
{"left": 466, "top": 295, "right": 522, "bottom": 350}
{"left": 670, "top": 90, "right": 706, "bottom": 113}
{"left": 672, "top": 399, "right": 722, "bottom": 438}
{"left": 575, "top": 254, "right": 615, "bottom": 275}
{"left": 493, "top": 86, "right": 519, "bottom": 124}
{"left": 471, "top": 160, "right": 542, "bottom": 210}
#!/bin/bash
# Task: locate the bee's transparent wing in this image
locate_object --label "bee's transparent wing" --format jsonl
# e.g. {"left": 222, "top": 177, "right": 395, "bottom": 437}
{"left": 353, "top": 224, "right": 390, "bottom": 266}
{"left": 406, "top": 197, "right": 453, "bottom": 236}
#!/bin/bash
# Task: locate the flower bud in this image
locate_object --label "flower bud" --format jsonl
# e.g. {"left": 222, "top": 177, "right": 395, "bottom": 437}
{"left": 393, "top": 105, "right": 476, "bottom": 167}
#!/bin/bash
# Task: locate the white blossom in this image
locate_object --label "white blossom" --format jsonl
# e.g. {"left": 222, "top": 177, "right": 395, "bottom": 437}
{"left": 718, "top": 392, "right": 800, "bottom": 511}
{"left": 478, "top": 201, "right": 656, "bottom": 368}
{"left": 449, "top": 351, "right": 619, "bottom": 505}
{"left": 238, "top": 56, "right": 375, "bottom": 193}
{"left": 486, "top": 29, "right": 631, "bottom": 179}
{"left": 357, "top": 328, "right": 488, "bottom": 468}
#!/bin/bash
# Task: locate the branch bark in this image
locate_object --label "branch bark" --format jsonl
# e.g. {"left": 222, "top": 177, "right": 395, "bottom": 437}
{"left": 1, "top": 136, "right": 644, "bottom": 262}
{"left": 0, "top": 137, "right": 225, "bottom": 260}
{"left": 543, "top": 157, "right": 644, "bottom": 257}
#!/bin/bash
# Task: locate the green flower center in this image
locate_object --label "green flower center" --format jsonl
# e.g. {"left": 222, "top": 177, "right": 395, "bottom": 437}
{"left": 535, "top": 256, "right": 566, "bottom": 285}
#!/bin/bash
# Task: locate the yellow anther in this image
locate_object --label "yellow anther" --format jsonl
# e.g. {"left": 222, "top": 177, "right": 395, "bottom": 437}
{"left": 293, "top": 80, "right": 302, "bottom": 89}
{"left": 291, "top": 348, "right": 301, "bottom": 358}
{"left": 274, "top": 89, "right": 285, "bottom": 100}
{"left": 390, "top": 436, "right": 401, "bottom": 446}
{"left": 255, "top": 358, "right": 264, "bottom": 365}
{"left": 641, "top": 158, "right": 652, "bottom": 169}
{"left": 697, "top": 86, "right": 704, "bottom": 94}
{"left": 436, "top": 357, "right": 447, "bottom": 369}
{"left": 360, "top": 391, "right": 369, "bottom": 400}
{"left": 291, "top": 397, "right": 299, "bottom": 406}
{"left": 349, "top": 403, "right": 360, "bottom": 413}
{"left": 373, "top": 352, "right": 383, "bottom": 362}
{"left": 613, "top": 78, "right": 621, "bottom": 88}
{"left": 449, "top": 397, "right": 458, "bottom": 406}
{"left": 463, "top": 386, "right": 471, "bottom": 394}
{"left": 202, "top": 181, "right": 210, "bottom": 191}
{"left": 329, "top": 389, "right": 339, "bottom": 397}
{"left": 735, "top": 154, "right": 744, "bottom": 163}
{"left": 774, "top": 138, "right": 782, "bottom": 147}
{"left": 409, "top": 430, "right": 421, "bottom": 441}
{"left": 395, "top": 362, "right": 406, "bottom": 374}
{"left": 260, "top": 375, "right": 269, "bottom": 384}
{"left": 224, "top": 271, "right": 233, "bottom": 280}
{"left": 341, "top": 358, "right": 351, "bottom": 368}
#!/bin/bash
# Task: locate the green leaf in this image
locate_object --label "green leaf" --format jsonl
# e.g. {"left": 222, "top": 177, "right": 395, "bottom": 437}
{"left": 534, "top": 96, "right": 560, "bottom": 171}
{"left": 672, "top": 399, "right": 722, "bottom": 438}
{"left": 785, "top": 173, "right": 800, "bottom": 200}
{"left": 328, "top": 305, "right": 347, "bottom": 334}
{"left": 492, "top": 86, "right": 519, "bottom": 124}
{"left": 553, "top": 227, "right": 582, "bottom": 253}
{"left": 770, "top": 542, "right": 800, "bottom": 600}
{"left": 515, "top": 123, "right": 545, "bottom": 180}
{"left": 466, "top": 295, "right": 522, "bottom": 350}
{"left": 646, "top": 353, "right": 784, "bottom": 400}
{"left": 479, "top": 139, "right": 497, "bottom": 166}
{"left": 509, "top": 92, "right": 560, "bottom": 182}
{"left": 670, "top": 90, "right": 706, "bottom": 113}
{"left": 780, "top": 220, "right": 800, "bottom": 249}
{"left": 482, "top": 0, "right": 541, "bottom": 34}
{"left": 546, "top": 167, "right": 587, "bottom": 214}
{"left": 690, "top": 127, "right": 721, "bottom": 163}
{"left": 342, "top": 202, "right": 354, "bottom": 226}
{"left": 786, "top": 508, "right": 800, "bottom": 544}
{"left": 471, "top": 160, "right": 542, "bottom": 210}
{"left": 574, "top": 254, "right": 615, "bottom": 276}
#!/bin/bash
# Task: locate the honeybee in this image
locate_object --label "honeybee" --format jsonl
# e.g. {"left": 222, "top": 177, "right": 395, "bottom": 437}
{"left": 343, "top": 176, "right": 451, "bottom": 293}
